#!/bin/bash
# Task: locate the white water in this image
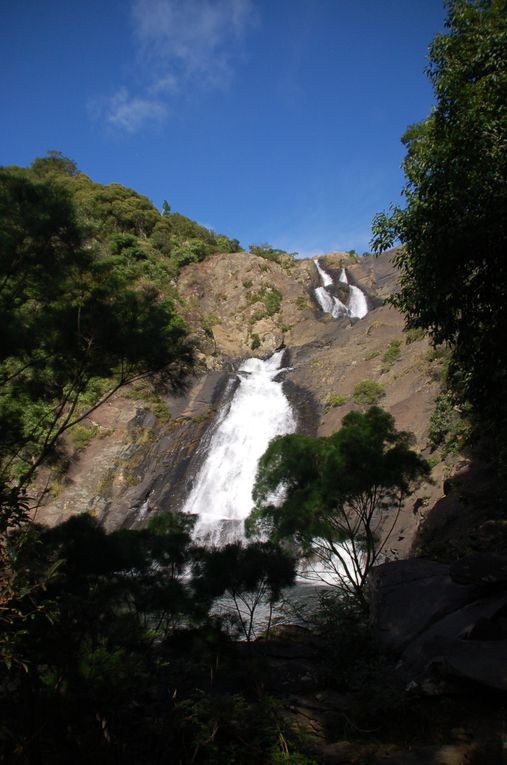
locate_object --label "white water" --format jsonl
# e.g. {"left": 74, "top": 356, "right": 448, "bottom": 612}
{"left": 314, "top": 286, "right": 349, "bottom": 318}
{"left": 182, "top": 350, "right": 296, "bottom": 545}
{"left": 348, "top": 284, "right": 368, "bottom": 319}
{"left": 314, "top": 258, "right": 334, "bottom": 287}
{"left": 313, "top": 259, "right": 368, "bottom": 320}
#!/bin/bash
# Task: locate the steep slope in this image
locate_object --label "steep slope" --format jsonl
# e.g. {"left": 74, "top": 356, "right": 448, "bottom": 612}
{"left": 37, "top": 249, "right": 445, "bottom": 556}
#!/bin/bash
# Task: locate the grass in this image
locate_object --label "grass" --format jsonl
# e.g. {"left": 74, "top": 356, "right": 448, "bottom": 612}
{"left": 70, "top": 423, "right": 100, "bottom": 451}
{"left": 382, "top": 339, "right": 402, "bottom": 367}
{"left": 326, "top": 394, "right": 348, "bottom": 409}
{"left": 404, "top": 326, "right": 426, "bottom": 344}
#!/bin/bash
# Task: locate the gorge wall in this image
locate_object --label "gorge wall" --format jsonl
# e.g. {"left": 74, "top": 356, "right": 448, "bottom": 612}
{"left": 37, "top": 249, "right": 447, "bottom": 558}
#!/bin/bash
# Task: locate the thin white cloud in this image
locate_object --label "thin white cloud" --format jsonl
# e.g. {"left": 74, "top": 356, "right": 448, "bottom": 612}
{"left": 91, "top": 0, "right": 256, "bottom": 134}
{"left": 133, "top": 0, "right": 255, "bottom": 87}
{"left": 98, "top": 88, "right": 168, "bottom": 134}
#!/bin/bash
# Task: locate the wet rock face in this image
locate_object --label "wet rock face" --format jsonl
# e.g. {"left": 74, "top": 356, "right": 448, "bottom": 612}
{"left": 39, "top": 248, "right": 443, "bottom": 558}
{"left": 37, "top": 370, "right": 234, "bottom": 531}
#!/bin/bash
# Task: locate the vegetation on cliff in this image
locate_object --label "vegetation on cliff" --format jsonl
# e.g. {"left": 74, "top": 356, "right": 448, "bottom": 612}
{"left": 372, "top": 0, "right": 507, "bottom": 469}
{"left": 0, "top": 160, "right": 197, "bottom": 489}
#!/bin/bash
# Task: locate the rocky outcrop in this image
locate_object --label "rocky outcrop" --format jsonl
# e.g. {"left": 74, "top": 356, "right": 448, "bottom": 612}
{"left": 38, "top": 248, "right": 446, "bottom": 554}
{"left": 369, "top": 556, "right": 507, "bottom": 693}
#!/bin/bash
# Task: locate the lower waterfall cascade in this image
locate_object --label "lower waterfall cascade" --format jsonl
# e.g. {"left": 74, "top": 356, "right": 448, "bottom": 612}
{"left": 314, "top": 259, "right": 368, "bottom": 319}
{"left": 181, "top": 350, "right": 296, "bottom": 545}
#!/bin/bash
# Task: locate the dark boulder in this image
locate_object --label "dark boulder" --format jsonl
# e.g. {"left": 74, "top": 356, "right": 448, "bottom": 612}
{"left": 369, "top": 559, "right": 475, "bottom": 652}
{"left": 449, "top": 552, "right": 507, "bottom": 588}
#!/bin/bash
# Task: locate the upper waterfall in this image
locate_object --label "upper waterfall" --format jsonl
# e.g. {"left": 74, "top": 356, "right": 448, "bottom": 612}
{"left": 182, "top": 350, "right": 296, "bottom": 546}
{"left": 314, "top": 259, "right": 368, "bottom": 320}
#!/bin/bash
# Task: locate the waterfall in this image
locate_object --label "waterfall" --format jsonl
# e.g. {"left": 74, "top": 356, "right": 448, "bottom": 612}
{"left": 348, "top": 284, "right": 368, "bottom": 319}
{"left": 182, "top": 350, "right": 296, "bottom": 546}
{"left": 314, "top": 286, "right": 349, "bottom": 318}
{"left": 314, "top": 259, "right": 368, "bottom": 320}
{"left": 314, "top": 258, "right": 334, "bottom": 287}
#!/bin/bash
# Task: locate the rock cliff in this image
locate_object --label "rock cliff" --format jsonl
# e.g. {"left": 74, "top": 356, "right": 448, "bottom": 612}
{"left": 37, "top": 249, "right": 446, "bottom": 556}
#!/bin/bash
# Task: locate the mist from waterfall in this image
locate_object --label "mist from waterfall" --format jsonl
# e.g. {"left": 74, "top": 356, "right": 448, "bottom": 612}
{"left": 314, "top": 259, "right": 368, "bottom": 320}
{"left": 182, "top": 350, "right": 296, "bottom": 546}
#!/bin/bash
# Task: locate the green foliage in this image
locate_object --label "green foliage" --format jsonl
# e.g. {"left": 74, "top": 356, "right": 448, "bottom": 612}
{"left": 0, "top": 154, "right": 311, "bottom": 764}
{"left": 31, "top": 149, "right": 79, "bottom": 177}
{"left": 352, "top": 379, "right": 386, "bottom": 407}
{"left": 382, "top": 339, "right": 402, "bottom": 367}
{"left": 429, "top": 390, "right": 472, "bottom": 454}
{"left": 193, "top": 541, "right": 296, "bottom": 641}
{"left": 371, "top": 0, "right": 507, "bottom": 464}
{"left": 70, "top": 423, "right": 100, "bottom": 451}
{"left": 250, "top": 286, "right": 282, "bottom": 317}
{"left": 314, "top": 591, "right": 407, "bottom": 733}
{"left": 263, "top": 287, "right": 282, "bottom": 316}
{"left": 23, "top": 152, "right": 241, "bottom": 283}
{"left": 248, "top": 407, "right": 429, "bottom": 606}
{"left": 0, "top": 507, "right": 307, "bottom": 763}
{"left": 0, "top": 164, "right": 194, "bottom": 486}
{"left": 250, "top": 333, "right": 261, "bottom": 350}
{"left": 404, "top": 326, "right": 426, "bottom": 344}
{"left": 172, "top": 237, "right": 212, "bottom": 267}
{"left": 249, "top": 243, "right": 294, "bottom": 267}
{"left": 325, "top": 394, "right": 348, "bottom": 409}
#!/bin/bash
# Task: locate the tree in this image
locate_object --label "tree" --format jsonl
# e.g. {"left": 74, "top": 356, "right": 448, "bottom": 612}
{"left": 0, "top": 168, "right": 193, "bottom": 488}
{"left": 192, "top": 542, "right": 296, "bottom": 641}
{"left": 31, "top": 150, "right": 79, "bottom": 177}
{"left": 371, "top": 0, "right": 507, "bottom": 459}
{"left": 247, "top": 408, "right": 429, "bottom": 608}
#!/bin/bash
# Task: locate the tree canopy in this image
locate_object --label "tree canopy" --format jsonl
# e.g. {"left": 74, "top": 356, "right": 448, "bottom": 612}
{"left": 371, "top": 0, "right": 507, "bottom": 458}
{"left": 248, "top": 407, "right": 429, "bottom": 605}
{"left": 0, "top": 167, "right": 194, "bottom": 486}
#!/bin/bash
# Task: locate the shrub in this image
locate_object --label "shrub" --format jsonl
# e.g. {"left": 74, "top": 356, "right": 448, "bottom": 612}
{"left": 249, "top": 287, "right": 282, "bottom": 317}
{"left": 263, "top": 287, "right": 282, "bottom": 316}
{"left": 382, "top": 339, "right": 402, "bottom": 367}
{"left": 353, "top": 380, "right": 385, "bottom": 407}
{"left": 326, "top": 394, "right": 348, "bottom": 409}
{"left": 248, "top": 243, "right": 293, "bottom": 267}
{"left": 429, "top": 391, "right": 471, "bottom": 455}
{"left": 250, "top": 333, "right": 261, "bottom": 350}
{"left": 70, "top": 424, "right": 99, "bottom": 451}
{"left": 404, "top": 327, "right": 426, "bottom": 344}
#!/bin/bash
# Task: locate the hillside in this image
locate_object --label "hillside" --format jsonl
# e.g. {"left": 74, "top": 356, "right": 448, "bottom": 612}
{"left": 37, "top": 247, "right": 446, "bottom": 563}
{"left": 4, "top": 157, "right": 506, "bottom": 765}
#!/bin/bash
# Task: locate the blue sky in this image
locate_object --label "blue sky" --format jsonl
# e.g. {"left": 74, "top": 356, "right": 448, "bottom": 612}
{"left": 1, "top": 0, "right": 445, "bottom": 256}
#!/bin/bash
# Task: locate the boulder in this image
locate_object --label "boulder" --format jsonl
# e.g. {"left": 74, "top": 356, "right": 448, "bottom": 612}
{"left": 369, "top": 559, "right": 475, "bottom": 652}
{"left": 449, "top": 552, "right": 507, "bottom": 587}
{"left": 441, "top": 639, "right": 507, "bottom": 691}
{"left": 402, "top": 590, "right": 507, "bottom": 663}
